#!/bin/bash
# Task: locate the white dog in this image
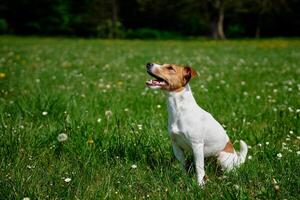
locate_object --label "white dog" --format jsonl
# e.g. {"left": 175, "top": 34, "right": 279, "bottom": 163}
{"left": 146, "top": 63, "right": 248, "bottom": 186}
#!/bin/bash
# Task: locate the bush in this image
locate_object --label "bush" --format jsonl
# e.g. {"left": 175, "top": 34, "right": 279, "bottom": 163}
{"left": 0, "top": 19, "right": 8, "bottom": 34}
{"left": 226, "top": 24, "right": 245, "bottom": 38}
{"left": 125, "top": 28, "right": 181, "bottom": 39}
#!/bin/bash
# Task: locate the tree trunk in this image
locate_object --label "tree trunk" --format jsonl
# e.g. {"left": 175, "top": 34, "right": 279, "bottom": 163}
{"left": 210, "top": 0, "right": 226, "bottom": 39}
{"left": 255, "top": 14, "right": 261, "bottom": 38}
{"left": 217, "top": 4, "right": 225, "bottom": 39}
{"left": 111, "top": 0, "right": 118, "bottom": 38}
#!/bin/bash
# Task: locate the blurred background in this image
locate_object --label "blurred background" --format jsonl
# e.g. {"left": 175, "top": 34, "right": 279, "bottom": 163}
{"left": 0, "top": 0, "right": 299, "bottom": 39}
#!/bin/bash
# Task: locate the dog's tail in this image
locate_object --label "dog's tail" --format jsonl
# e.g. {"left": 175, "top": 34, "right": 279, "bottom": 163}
{"left": 218, "top": 140, "right": 248, "bottom": 171}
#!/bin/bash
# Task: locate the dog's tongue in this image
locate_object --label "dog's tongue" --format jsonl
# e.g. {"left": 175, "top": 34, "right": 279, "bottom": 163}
{"left": 146, "top": 79, "right": 166, "bottom": 86}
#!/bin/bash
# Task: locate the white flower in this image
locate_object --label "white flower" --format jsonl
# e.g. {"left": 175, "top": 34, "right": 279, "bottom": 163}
{"left": 131, "top": 164, "right": 137, "bottom": 169}
{"left": 289, "top": 130, "right": 294, "bottom": 134}
{"left": 23, "top": 197, "right": 30, "bottom": 200}
{"left": 157, "top": 104, "right": 161, "bottom": 108}
{"left": 42, "top": 111, "right": 48, "bottom": 116}
{"left": 265, "top": 142, "right": 269, "bottom": 145}
{"left": 234, "top": 184, "right": 240, "bottom": 190}
{"left": 277, "top": 153, "right": 282, "bottom": 158}
{"left": 64, "top": 177, "right": 71, "bottom": 183}
{"left": 258, "top": 143, "right": 262, "bottom": 147}
{"left": 105, "top": 110, "right": 113, "bottom": 117}
{"left": 124, "top": 108, "right": 129, "bottom": 112}
{"left": 248, "top": 155, "right": 252, "bottom": 160}
{"left": 256, "top": 95, "right": 261, "bottom": 100}
{"left": 57, "top": 133, "right": 68, "bottom": 142}
{"left": 97, "top": 118, "right": 102, "bottom": 123}
{"left": 296, "top": 151, "right": 300, "bottom": 155}
{"left": 137, "top": 124, "right": 143, "bottom": 130}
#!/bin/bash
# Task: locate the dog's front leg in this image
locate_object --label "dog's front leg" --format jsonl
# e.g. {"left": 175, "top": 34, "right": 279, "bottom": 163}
{"left": 172, "top": 143, "right": 186, "bottom": 169}
{"left": 192, "top": 142, "right": 205, "bottom": 186}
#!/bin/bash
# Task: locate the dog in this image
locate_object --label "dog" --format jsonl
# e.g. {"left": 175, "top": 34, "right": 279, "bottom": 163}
{"left": 145, "top": 63, "right": 248, "bottom": 186}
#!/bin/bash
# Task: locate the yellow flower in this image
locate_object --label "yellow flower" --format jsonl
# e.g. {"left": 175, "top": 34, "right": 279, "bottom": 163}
{"left": 0, "top": 72, "right": 6, "bottom": 79}
{"left": 87, "top": 136, "right": 94, "bottom": 144}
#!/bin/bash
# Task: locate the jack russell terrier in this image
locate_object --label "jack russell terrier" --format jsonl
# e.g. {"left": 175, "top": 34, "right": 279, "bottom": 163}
{"left": 145, "top": 63, "right": 248, "bottom": 186}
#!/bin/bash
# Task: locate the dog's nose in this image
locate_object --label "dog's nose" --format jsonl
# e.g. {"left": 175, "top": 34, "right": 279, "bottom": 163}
{"left": 146, "top": 63, "right": 153, "bottom": 70}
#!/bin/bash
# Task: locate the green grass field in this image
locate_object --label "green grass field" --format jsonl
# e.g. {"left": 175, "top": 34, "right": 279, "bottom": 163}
{"left": 0, "top": 36, "right": 299, "bottom": 199}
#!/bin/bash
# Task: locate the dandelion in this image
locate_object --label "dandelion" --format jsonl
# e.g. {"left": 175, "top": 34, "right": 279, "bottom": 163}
{"left": 0, "top": 72, "right": 6, "bottom": 78}
{"left": 42, "top": 111, "right": 48, "bottom": 116}
{"left": 131, "top": 164, "right": 137, "bottom": 169}
{"left": 277, "top": 153, "right": 282, "bottom": 159}
{"left": 64, "top": 177, "right": 71, "bottom": 183}
{"left": 105, "top": 110, "right": 113, "bottom": 118}
{"left": 87, "top": 136, "right": 94, "bottom": 144}
{"left": 57, "top": 133, "right": 68, "bottom": 142}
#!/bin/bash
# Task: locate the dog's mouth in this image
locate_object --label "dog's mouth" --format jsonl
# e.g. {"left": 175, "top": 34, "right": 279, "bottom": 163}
{"left": 146, "top": 70, "right": 168, "bottom": 87}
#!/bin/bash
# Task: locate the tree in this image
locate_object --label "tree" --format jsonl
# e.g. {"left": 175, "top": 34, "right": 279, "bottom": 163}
{"left": 241, "top": 0, "right": 290, "bottom": 38}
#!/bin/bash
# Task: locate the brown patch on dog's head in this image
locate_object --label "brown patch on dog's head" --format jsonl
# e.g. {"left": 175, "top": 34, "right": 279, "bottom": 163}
{"left": 146, "top": 63, "right": 197, "bottom": 91}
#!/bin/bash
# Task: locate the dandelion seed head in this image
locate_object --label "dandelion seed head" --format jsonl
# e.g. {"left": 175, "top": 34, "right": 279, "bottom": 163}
{"left": 105, "top": 110, "right": 113, "bottom": 117}
{"left": 57, "top": 133, "right": 68, "bottom": 142}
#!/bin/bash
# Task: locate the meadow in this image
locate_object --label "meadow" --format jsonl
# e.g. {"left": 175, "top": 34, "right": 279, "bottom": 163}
{"left": 0, "top": 36, "right": 299, "bottom": 199}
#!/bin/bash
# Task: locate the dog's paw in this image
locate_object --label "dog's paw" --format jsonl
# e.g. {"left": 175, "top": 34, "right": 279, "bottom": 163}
{"left": 198, "top": 175, "right": 209, "bottom": 187}
{"left": 198, "top": 178, "right": 205, "bottom": 187}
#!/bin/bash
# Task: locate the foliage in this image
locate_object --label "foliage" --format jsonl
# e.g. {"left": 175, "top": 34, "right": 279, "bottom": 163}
{"left": 0, "top": 0, "right": 299, "bottom": 37}
{"left": 0, "top": 19, "right": 8, "bottom": 34}
{"left": 126, "top": 28, "right": 182, "bottom": 39}
{"left": 0, "top": 36, "right": 299, "bottom": 199}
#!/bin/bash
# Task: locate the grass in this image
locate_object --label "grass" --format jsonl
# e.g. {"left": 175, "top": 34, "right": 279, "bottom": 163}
{"left": 0, "top": 36, "right": 299, "bottom": 199}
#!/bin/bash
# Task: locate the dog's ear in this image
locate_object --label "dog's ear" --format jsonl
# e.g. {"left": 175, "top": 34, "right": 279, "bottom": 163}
{"left": 183, "top": 66, "right": 198, "bottom": 83}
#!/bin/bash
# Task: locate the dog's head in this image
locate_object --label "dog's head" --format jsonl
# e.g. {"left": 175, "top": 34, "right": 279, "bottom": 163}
{"left": 146, "top": 63, "right": 197, "bottom": 91}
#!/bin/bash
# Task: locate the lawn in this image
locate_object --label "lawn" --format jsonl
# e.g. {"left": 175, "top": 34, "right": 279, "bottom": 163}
{"left": 0, "top": 36, "right": 299, "bottom": 199}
